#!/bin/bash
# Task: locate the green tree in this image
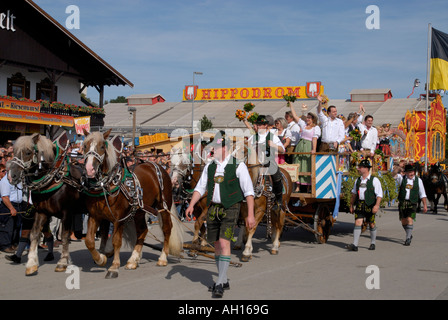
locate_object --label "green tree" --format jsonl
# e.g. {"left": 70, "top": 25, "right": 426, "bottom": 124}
{"left": 109, "top": 96, "right": 127, "bottom": 103}
{"left": 198, "top": 114, "right": 213, "bottom": 132}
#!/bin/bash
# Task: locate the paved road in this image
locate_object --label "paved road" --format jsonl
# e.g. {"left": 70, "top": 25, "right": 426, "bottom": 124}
{"left": 1, "top": 202, "right": 447, "bottom": 303}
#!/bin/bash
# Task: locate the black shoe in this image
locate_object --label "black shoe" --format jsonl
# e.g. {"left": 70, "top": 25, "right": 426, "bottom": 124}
{"left": 44, "top": 252, "right": 54, "bottom": 261}
{"left": 212, "top": 284, "right": 224, "bottom": 298}
{"left": 208, "top": 282, "right": 230, "bottom": 292}
{"left": 5, "top": 254, "right": 21, "bottom": 263}
{"left": 368, "top": 244, "right": 376, "bottom": 250}
{"left": 346, "top": 244, "right": 358, "bottom": 251}
{"left": 404, "top": 236, "right": 413, "bottom": 246}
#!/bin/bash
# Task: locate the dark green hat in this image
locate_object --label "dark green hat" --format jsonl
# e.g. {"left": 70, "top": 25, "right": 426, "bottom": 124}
{"left": 209, "top": 130, "right": 230, "bottom": 148}
{"left": 255, "top": 115, "right": 269, "bottom": 125}
{"left": 358, "top": 159, "right": 372, "bottom": 168}
{"left": 404, "top": 164, "right": 415, "bottom": 172}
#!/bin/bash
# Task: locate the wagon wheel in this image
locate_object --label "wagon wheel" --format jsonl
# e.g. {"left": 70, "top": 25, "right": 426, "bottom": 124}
{"left": 313, "top": 203, "right": 334, "bottom": 244}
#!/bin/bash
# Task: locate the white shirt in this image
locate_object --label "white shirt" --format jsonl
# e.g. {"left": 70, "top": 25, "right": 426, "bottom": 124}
{"left": 276, "top": 128, "right": 292, "bottom": 145}
{"left": 194, "top": 155, "right": 254, "bottom": 204}
{"left": 286, "top": 121, "right": 301, "bottom": 147}
{"left": 358, "top": 124, "right": 378, "bottom": 152}
{"left": 395, "top": 175, "right": 427, "bottom": 199}
{"left": 0, "top": 175, "right": 23, "bottom": 203}
{"left": 318, "top": 111, "right": 345, "bottom": 144}
{"left": 351, "top": 174, "right": 383, "bottom": 200}
{"left": 248, "top": 130, "right": 285, "bottom": 153}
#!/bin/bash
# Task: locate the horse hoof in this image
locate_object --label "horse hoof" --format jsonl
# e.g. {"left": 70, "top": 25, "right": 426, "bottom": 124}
{"left": 125, "top": 263, "right": 138, "bottom": 270}
{"left": 105, "top": 251, "right": 114, "bottom": 258}
{"left": 105, "top": 271, "right": 119, "bottom": 279}
{"left": 95, "top": 255, "right": 107, "bottom": 267}
{"left": 55, "top": 265, "right": 67, "bottom": 272}
{"left": 241, "top": 255, "right": 252, "bottom": 262}
{"left": 26, "top": 266, "right": 38, "bottom": 276}
{"left": 156, "top": 260, "right": 168, "bottom": 267}
{"left": 271, "top": 249, "right": 278, "bottom": 255}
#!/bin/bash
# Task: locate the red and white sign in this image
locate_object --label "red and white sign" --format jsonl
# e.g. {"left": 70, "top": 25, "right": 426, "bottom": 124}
{"left": 306, "top": 82, "right": 321, "bottom": 98}
{"left": 74, "top": 116, "right": 90, "bottom": 135}
{"left": 184, "top": 85, "right": 198, "bottom": 100}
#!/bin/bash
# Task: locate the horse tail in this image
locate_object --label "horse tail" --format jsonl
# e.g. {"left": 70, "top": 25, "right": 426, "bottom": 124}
{"left": 158, "top": 202, "right": 183, "bottom": 257}
{"left": 122, "top": 221, "right": 137, "bottom": 249}
{"left": 104, "top": 221, "right": 137, "bottom": 252}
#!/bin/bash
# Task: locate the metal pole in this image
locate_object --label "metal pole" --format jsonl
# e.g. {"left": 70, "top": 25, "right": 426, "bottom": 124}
{"left": 425, "top": 23, "right": 432, "bottom": 173}
{"left": 132, "top": 110, "right": 136, "bottom": 148}
{"left": 192, "top": 73, "right": 195, "bottom": 134}
{"left": 192, "top": 72, "right": 203, "bottom": 134}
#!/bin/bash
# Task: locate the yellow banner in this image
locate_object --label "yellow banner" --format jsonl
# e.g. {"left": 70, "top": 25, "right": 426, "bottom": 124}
{"left": 182, "top": 84, "right": 324, "bottom": 101}
{"left": 0, "top": 109, "right": 74, "bottom": 126}
{"left": 0, "top": 97, "right": 41, "bottom": 113}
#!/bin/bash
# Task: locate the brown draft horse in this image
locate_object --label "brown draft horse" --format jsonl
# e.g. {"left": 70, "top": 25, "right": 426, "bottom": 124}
{"left": 234, "top": 145, "right": 293, "bottom": 261}
{"left": 82, "top": 129, "right": 183, "bottom": 278}
{"left": 9, "top": 132, "right": 85, "bottom": 276}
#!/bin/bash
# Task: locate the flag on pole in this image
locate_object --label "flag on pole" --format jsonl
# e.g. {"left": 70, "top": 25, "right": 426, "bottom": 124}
{"left": 430, "top": 27, "right": 448, "bottom": 90}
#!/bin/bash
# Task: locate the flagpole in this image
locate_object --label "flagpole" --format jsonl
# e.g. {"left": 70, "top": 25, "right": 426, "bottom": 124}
{"left": 425, "top": 23, "right": 432, "bottom": 173}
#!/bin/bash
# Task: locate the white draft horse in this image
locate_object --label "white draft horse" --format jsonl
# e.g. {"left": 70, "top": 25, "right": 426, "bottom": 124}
{"left": 82, "top": 129, "right": 183, "bottom": 278}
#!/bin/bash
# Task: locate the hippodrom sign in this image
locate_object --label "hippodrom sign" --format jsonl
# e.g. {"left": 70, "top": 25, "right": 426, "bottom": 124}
{"left": 182, "top": 83, "right": 323, "bottom": 101}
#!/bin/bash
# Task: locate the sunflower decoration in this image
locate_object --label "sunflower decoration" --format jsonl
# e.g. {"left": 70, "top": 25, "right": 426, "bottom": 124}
{"left": 349, "top": 128, "right": 362, "bottom": 141}
{"left": 243, "top": 102, "right": 255, "bottom": 112}
{"left": 247, "top": 112, "right": 259, "bottom": 124}
{"left": 235, "top": 109, "right": 246, "bottom": 121}
{"left": 283, "top": 94, "right": 297, "bottom": 107}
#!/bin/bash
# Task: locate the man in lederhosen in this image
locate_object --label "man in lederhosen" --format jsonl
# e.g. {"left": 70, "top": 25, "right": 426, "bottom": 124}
{"left": 186, "top": 131, "right": 255, "bottom": 298}
{"left": 395, "top": 164, "right": 427, "bottom": 246}
{"left": 348, "top": 159, "right": 383, "bottom": 251}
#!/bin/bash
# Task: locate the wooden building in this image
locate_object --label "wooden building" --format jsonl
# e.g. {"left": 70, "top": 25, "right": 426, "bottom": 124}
{"left": 0, "top": 0, "right": 132, "bottom": 143}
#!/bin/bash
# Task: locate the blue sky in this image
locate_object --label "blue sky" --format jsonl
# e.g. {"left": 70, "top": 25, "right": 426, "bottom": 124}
{"left": 34, "top": 0, "right": 448, "bottom": 103}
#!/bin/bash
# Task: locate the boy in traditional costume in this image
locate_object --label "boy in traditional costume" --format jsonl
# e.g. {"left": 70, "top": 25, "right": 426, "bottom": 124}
{"left": 248, "top": 115, "right": 285, "bottom": 212}
{"left": 348, "top": 159, "right": 383, "bottom": 251}
{"left": 186, "top": 131, "right": 255, "bottom": 298}
{"left": 395, "top": 164, "right": 427, "bottom": 245}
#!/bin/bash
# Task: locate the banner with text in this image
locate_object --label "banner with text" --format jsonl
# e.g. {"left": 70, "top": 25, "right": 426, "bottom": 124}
{"left": 0, "top": 97, "right": 41, "bottom": 113}
{"left": 182, "top": 83, "right": 323, "bottom": 101}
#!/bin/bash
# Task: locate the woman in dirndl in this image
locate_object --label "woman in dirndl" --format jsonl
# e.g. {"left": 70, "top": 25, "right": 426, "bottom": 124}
{"left": 293, "top": 112, "right": 321, "bottom": 192}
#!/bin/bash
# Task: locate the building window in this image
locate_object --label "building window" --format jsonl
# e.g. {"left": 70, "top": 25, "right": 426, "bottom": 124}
{"left": 36, "top": 78, "right": 57, "bottom": 101}
{"left": 7, "top": 73, "right": 30, "bottom": 99}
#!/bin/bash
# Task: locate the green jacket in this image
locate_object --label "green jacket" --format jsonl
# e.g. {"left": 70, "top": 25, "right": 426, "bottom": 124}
{"left": 206, "top": 157, "right": 244, "bottom": 209}
{"left": 355, "top": 176, "right": 377, "bottom": 207}
{"left": 398, "top": 177, "right": 419, "bottom": 204}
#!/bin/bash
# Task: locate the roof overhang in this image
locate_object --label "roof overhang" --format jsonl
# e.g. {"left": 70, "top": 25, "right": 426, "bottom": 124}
{"left": 0, "top": 0, "right": 133, "bottom": 88}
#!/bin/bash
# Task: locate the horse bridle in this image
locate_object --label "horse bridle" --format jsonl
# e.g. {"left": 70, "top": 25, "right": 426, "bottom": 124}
{"left": 11, "top": 144, "right": 42, "bottom": 171}
{"left": 12, "top": 143, "right": 70, "bottom": 191}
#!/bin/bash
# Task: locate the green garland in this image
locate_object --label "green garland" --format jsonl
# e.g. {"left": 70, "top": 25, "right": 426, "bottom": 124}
{"left": 341, "top": 170, "right": 398, "bottom": 208}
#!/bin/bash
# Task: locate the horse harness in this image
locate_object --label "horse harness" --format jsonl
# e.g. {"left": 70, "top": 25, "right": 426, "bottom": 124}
{"left": 82, "top": 159, "right": 170, "bottom": 224}
{"left": 12, "top": 141, "right": 71, "bottom": 195}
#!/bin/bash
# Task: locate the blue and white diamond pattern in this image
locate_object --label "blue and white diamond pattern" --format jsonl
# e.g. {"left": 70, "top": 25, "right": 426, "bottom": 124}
{"left": 315, "top": 155, "right": 337, "bottom": 199}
